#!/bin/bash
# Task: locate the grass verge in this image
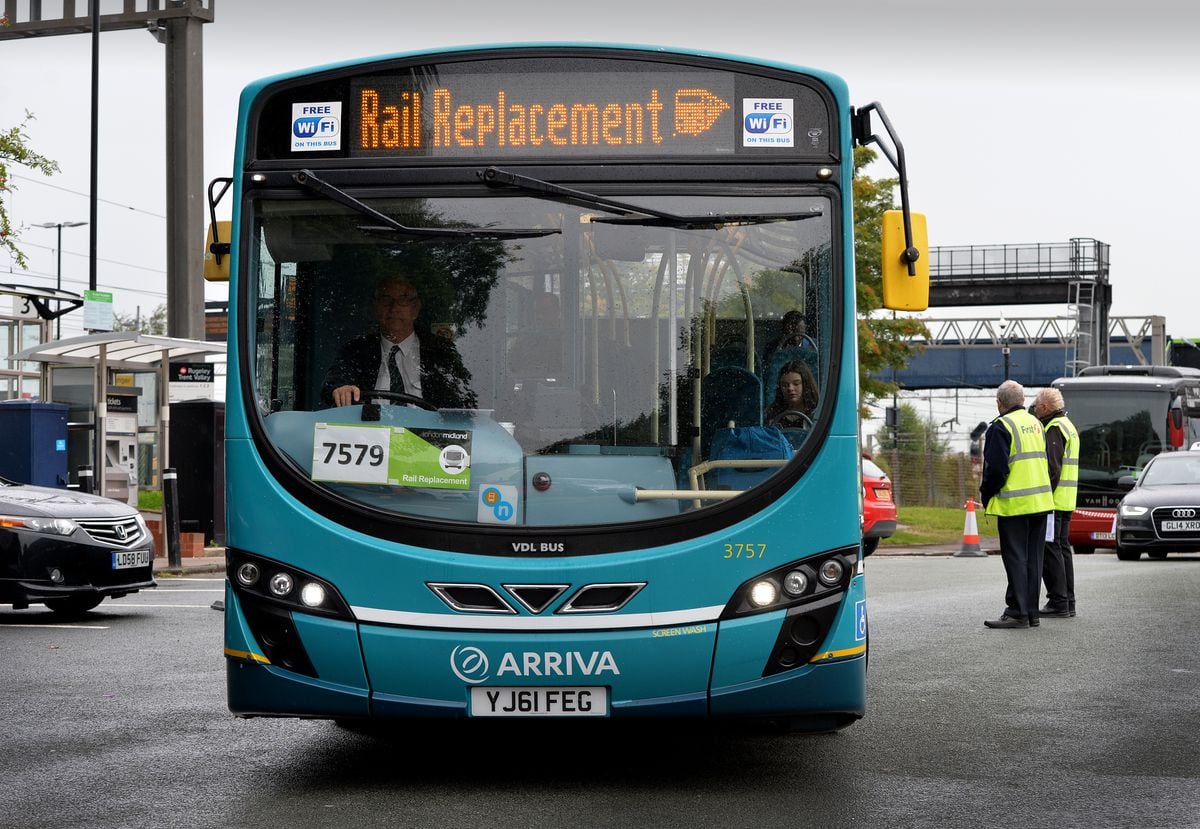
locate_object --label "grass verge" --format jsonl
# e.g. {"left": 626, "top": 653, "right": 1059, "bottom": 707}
{"left": 882, "top": 505, "right": 998, "bottom": 546}
{"left": 138, "top": 489, "right": 163, "bottom": 512}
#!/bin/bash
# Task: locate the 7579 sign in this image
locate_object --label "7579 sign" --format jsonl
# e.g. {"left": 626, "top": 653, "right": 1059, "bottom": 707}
{"left": 311, "top": 423, "right": 392, "bottom": 484}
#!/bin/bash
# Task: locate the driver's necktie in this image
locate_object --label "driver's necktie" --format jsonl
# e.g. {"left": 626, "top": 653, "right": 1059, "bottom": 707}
{"left": 387, "top": 344, "right": 405, "bottom": 394}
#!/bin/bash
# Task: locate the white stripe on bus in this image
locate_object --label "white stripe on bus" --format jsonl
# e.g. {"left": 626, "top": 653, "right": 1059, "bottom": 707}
{"left": 350, "top": 604, "right": 726, "bottom": 631}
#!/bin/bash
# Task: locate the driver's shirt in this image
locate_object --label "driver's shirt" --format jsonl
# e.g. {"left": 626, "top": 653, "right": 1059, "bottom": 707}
{"left": 373, "top": 332, "right": 422, "bottom": 401}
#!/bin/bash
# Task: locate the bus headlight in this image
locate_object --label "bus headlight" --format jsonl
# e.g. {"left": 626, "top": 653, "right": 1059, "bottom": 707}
{"left": 818, "top": 559, "right": 845, "bottom": 587}
{"left": 226, "top": 549, "right": 353, "bottom": 621}
{"left": 299, "top": 582, "right": 327, "bottom": 608}
{"left": 269, "top": 572, "right": 294, "bottom": 597}
{"left": 722, "top": 548, "right": 858, "bottom": 619}
{"left": 749, "top": 580, "right": 778, "bottom": 607}
{"left": 236, "top": 562, "right": 261, "bottom": 587}
{"left": 782, "top": 569, "right": 809, "bottom": 597}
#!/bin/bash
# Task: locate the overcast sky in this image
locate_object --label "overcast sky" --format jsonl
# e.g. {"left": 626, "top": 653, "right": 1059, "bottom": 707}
{"left": 3, "top": 0, "right": 1197, "bottom": 439}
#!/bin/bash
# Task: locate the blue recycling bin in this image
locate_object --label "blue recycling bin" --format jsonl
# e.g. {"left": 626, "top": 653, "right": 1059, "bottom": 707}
{"left": 0, "top": 400, "right": 69, "bottom": 488}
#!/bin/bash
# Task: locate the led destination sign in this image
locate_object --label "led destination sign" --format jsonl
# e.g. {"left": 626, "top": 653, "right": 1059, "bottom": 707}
{"left": 349, "top": 72, "right": 738, "bottom": 158}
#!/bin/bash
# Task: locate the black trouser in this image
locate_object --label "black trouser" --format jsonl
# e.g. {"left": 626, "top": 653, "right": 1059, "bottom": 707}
{"left": 1042, "top": 509, "right": 1076, "bottom": 611}
{"left": 997, "top": 512, "right": 1050, "bottom": 621}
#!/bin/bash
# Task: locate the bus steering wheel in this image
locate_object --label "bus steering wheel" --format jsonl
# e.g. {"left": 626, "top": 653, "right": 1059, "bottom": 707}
{"left": 365, "top": 390, "right": 438, "bottom": 411}
{"left": 771, "top": 410, "right": 814, "bottom": 430}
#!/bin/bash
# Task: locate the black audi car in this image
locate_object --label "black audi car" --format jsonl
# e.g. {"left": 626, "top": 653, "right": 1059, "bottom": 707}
{"left": 1, "top": 475, "right": 155, "bottom": 617}
{"left": 1115, "top": 451, "right": 1200, "bottom": 560}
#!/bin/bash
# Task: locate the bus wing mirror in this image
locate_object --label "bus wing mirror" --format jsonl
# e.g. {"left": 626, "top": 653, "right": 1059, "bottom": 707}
{"left": 881, "top": 210, "right": 929, "bottom": 311}
{"left": 204, "top": 220, "right": 232, "bottom": 282}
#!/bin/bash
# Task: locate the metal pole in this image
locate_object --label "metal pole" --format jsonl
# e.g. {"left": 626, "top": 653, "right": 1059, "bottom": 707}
{"left": 55, "top": 223, "right": 62, "bottom": 338}
{"left": 77, "top": 465, "right": 94, "bottom": 494}
{"left": 88, "top": 0, "right": 99, "bottom": 293}
{"left": 163, "top": 468, "right": 181, "bottom": 568}
{"left": 95, "top": 342, "right": 107, "bottom": 497}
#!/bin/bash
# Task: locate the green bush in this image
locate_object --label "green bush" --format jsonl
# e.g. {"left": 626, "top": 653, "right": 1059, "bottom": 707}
{"left": 137, "top": 490, "right": 163, "bottom": 511}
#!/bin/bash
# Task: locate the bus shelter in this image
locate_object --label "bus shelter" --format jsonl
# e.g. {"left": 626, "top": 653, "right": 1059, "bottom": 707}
{"left": 12, "top": 332, "right": 226, "bottom": 499}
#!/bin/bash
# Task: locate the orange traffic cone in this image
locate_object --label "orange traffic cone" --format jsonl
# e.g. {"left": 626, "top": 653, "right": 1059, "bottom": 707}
{"left": 954, "top": 498, "right": 986, "bottom": 557}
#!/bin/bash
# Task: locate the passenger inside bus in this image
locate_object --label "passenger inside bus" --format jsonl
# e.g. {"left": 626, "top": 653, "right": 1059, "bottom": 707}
{"left": 765, "top": 359, "right": 819, "bottom": 429}
{"left": 320, "top": 274, "right": 476, "bottom": 410}
{"left": 763, "top": 309, "right": 817, "bottom": 367}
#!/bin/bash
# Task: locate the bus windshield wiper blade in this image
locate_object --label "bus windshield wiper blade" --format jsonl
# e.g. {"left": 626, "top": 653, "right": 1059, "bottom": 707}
{"left": 479, "top": 166, "right": 684, "bottom": 222}
{"left": 479, "top": 166, "right": 823, "bottom": 229}
{"left": 293, "top": 170, "right": 560, "bottom": 239}
{"left": 591, "top": 211, "right": 823, "bottom": 230}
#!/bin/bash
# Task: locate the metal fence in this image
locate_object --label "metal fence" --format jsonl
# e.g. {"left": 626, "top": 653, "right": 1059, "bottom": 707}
{"left": 873, "top": 451, "right": 980, "bottom": 509}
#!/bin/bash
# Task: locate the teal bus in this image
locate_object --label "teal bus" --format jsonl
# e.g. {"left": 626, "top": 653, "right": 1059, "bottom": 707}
{"left": 211, "top": 44, "right": 927, "bottom": 731}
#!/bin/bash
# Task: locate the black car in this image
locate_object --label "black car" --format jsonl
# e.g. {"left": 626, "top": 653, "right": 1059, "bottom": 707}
{"left": 1115, "top": 451, "right": 1200, "bottom": 561}
{"left": 1, "top": 475, "right": 156, "bottom": 617}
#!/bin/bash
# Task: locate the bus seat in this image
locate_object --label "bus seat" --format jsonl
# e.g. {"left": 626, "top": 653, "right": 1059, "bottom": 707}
{"left": 763, "top": 346, "right": 819, "bottom": 406}
{"left": 709, "top": 345, "right": 751, "bottom": 372}
{"left": 708, "top": 425, "right": 793, "bottom": 489}
{"left": 701, "top": 366, "right": 763, "bottom": 458}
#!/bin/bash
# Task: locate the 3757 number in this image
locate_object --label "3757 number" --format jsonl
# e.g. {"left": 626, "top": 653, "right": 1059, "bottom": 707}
{"left": 321, "top": 442, "right": 384, "bottom": 466}
{"left": 723, "top": 543, "right": 766, "bottom": 559}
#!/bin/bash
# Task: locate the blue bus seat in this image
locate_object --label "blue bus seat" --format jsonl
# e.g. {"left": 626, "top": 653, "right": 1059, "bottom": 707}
{"left": 701, "top": 366, "right": 763, "bottom": 458}
{"left": 708, "top": 425, "right": 793, "bottom": 489}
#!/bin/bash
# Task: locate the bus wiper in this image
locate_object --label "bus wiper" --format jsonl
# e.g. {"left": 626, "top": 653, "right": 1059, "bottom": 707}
{"left": 293, "top": 170, "right": 560, "bottom": 239}
{"left": 591, "top": 211, "right": 824, "bottom": 230}
{"left": 479, "top": 166, "right": 822, "bottom": 229}
{"left": 479, "top": 166, "right": 684, "bottom": 222}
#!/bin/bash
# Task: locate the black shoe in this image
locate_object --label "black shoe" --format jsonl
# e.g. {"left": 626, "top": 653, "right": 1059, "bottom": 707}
{"left": 1029, "top": 617, "right": 1040, "bottom": 627}
{"left": 984, "top": 614, "right": 1030, "bottom": 629}
{"left": 1039, "top": 605, "right": 1072, "bottom": 619}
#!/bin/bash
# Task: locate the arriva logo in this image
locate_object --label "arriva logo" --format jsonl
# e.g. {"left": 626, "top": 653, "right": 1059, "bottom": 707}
{"left": 450, "top": 645, "right": 490, "bottom": 684}
{"left": 449, "top": 646, "right": 620, "bottom": 683}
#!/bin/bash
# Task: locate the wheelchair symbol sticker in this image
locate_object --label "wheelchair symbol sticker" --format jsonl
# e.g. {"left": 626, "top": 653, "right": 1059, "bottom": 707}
{"left": 478, "top": 484, "right": 518, "bottom": 525}
{"left": 855, "top": 600, "right": 867, "bottom": 642}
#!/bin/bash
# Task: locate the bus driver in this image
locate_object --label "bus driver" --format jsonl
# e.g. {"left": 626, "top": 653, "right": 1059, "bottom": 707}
{"left": 321, "top": 275, "right": 476, "bottom": 410}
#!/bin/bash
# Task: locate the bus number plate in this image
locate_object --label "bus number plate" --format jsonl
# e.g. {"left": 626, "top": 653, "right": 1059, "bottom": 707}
{"left": 112, "top": 549, "right": 150, "bottom": 569}
{"left": 1090, "top": 531, "right": 1115, "bottom": 541}
{"left": 1161, "top": 520, "right": 1200, "bottom": 532}
{"left": 470, "top": 686, "right": 607, "bottom": 717}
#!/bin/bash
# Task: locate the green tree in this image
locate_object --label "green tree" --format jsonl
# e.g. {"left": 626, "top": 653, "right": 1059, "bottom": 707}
{"left": 0, "top": 112, "right": 59, "bottom": 268}
{"left": 877, "top": 401, "right": 949, "bottom": 454}
{"left": 113, "top": 303, "right": 167, "bottom": 335}
{"left": 854, "top": 145, "right": 927, "bottom": 410}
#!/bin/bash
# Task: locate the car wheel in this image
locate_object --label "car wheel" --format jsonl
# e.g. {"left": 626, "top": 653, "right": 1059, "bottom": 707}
{"left": 1147, "top": 551, "right": 1168, "bottom": 560}
{"left": 44, "top": 595, "right": 104, "bottom": 618}
{"left": 1115, "top": 547, "right": 1142, "bottom": 561}
{"left": 862, "top": 538, "right": 878, "bottom": 557}
{"left": 1073, "top": 545, "right": 1095, "bottom": 556}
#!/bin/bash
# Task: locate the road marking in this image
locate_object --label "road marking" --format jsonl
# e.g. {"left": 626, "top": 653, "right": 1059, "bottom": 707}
{"left": 106, "top": 603, "right": 213, "bottom": 608}
{"left": 157, "top": 577, "right": 224, "bottom": 582}
{"left": 1, "top": 623, "right": 109, "bottom": 630}
{"left": 146, "top": 589, "right": 224, "bottom": 593}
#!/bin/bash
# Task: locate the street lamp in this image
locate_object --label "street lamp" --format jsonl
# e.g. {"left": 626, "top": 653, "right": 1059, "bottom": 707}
{"left": 997, "top": 315, "right": 1011, "bottom": 381}
{"left": 33, "top": 220, "right": 87, "bottom": 338}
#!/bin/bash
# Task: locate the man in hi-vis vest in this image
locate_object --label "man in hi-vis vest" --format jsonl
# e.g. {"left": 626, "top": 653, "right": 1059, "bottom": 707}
{"left": 1034, "top": 388, "right": 1079, "bottom": 618}
{"left": 980, "top": 381, "right": 1055, "bottom": 629}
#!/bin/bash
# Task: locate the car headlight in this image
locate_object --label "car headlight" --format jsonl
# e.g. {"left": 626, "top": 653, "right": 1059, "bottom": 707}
{"left": 0, "top": 515, "right": 79, "bottom": 536}
{"left": 1119, "top": 504, "right": 1149, "bottom": 517}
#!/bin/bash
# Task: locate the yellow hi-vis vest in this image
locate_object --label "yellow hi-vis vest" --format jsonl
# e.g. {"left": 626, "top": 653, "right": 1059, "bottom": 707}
{"left": 1047, "top": 414, "right": 1080, "bottom": 512}
{"left": 985, "top": 408, "right": 1055, "bottom": 517}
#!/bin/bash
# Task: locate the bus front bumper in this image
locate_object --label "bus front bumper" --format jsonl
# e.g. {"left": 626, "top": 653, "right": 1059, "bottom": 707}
{"left": 224, "top": 577, "right": 867, "bottom": 725}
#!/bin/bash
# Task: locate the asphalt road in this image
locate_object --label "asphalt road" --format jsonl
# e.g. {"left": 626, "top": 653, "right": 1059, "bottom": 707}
{"left": 2, "top": 554, "right": 1198, "bottom": 829}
